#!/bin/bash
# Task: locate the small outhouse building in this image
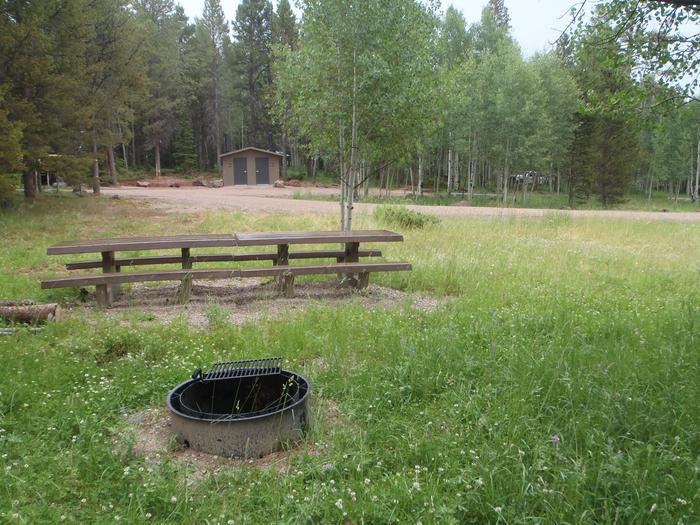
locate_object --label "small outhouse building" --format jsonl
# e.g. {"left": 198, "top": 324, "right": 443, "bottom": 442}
{"left": 219, "top": 147, "right": 282, "bottom": 186}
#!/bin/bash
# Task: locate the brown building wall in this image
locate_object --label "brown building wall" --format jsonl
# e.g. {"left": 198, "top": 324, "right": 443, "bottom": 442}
{"left": 223, "top": 157, "right": 234, "bottom": 185}
{"left": 221, "top": 150, "right": 280, "bottom": 186}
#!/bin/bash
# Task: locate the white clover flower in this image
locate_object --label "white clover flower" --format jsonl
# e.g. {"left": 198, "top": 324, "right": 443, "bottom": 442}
{"left": 335, "top": 499, "right": 343, "bottom": 510}
{"left": 171, "top": 496, "right": 177, "bottom": 503}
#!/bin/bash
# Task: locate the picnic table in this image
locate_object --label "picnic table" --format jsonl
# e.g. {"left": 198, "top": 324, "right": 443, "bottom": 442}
{"left": 42, "top": 230, "right": 411, "bottom": 306}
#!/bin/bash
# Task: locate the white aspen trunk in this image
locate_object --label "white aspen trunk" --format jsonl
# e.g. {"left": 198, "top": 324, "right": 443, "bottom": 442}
{"left": 154, "top": 141, "right": 161, "bottom": 178}
{"left": 418, "top": 155, "right": 423, "bottom": 197}
{"left": 454, "top": 151, "right": 460, "bottom": 191}
{"left": 409, "top": 166, "right": 415, "bottom": 195}
{"left": 92, "top": 134, "right": 101, "bottom": 195}
{"left": 363, "top": 163, "right": 369, "bottom": 197}
{"left": 343, "top": 50, "right": 358, "bottom": 231}
{"left": 117, "top": 121, "right": 128, "bottom": 171}
{"left": 435, "top": 151, "right": 441, "bottom": 193}
{"left": 281, "top": 127, "right": 288, "bottom": 180}
{"left": 339, "top": 121, "right": 346, "bottom": 230}
{"left": 447, "top": 149, "right": 453, "bottom": 195}
{"left": 694, "top": 130, "right": 700, "bottom": 204}
{"left": 502, "top": 138, "right": 510, "bottom": 204}
{"left": 130, "top": 119, "right": 136, "bottom": 169}
{"left": 107, "top": 147, "right": 118, "bottom": 185}
{"left": 647, "top": 167, "right": 654, "bottom": 201}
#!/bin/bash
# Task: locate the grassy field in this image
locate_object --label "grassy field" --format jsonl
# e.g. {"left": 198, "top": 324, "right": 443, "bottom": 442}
{"left": 1, "top": 195, "right": 699, "bottom": 524}
{"left": 292, "top": 189, "right": 700, "bottom": 213}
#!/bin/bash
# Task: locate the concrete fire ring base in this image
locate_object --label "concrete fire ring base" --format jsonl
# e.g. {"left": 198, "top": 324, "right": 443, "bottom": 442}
{"left": 166, "top": 371, "right": 310, "bottom": 458}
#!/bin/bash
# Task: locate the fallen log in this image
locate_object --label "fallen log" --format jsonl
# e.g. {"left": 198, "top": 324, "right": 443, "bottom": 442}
{"left": 0, "top": 327, "right": 43, "bottom": 336}
{"left": 0, "top": 303, "right": 60, "bottom": 323}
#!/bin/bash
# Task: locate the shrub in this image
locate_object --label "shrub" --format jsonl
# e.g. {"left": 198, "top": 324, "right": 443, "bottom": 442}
{"left": 373, "top": 205, "right": 440, "bottom": 229}
{"left": 0, "top": 174, "right": 16, "bottom": 209}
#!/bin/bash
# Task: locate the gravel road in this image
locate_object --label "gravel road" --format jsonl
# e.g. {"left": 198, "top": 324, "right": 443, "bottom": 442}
{"left": 102, "top": 185, "right": 700, "bottom": 222}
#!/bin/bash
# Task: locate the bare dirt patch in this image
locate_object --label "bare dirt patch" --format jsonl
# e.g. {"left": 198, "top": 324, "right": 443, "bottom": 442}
{"left": 121, "top": 397, "right": 342, "bottom": 477}
{"left": 97, "top": 279, "right": 441, "bottom": 327}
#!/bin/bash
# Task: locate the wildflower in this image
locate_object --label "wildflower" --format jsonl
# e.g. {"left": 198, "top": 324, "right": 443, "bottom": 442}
{"left": 650, "top": 503, "right": 657, "bottom": 513}
{"left": 494, "top": 507, "right": 503, "bottom": 513}
{"left": 364, "top": 478, "right": 371, "bottom": 485}
{"left": 676, "top": 498, "right": 688, "bottom": 505}
{"left": 335, "top": 499, "right": 343, "bottom": 510}
{"left": 171, "top": 496, "right": 177, "bottom": 503}
{"left": 550, "top": 433, "right": 561, "bottom": 446}
{"left": 322, "top": 463, "right": 334, "bottom": 471}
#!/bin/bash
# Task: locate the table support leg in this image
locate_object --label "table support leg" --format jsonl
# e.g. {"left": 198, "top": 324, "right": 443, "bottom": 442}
{"left": 358, "top": 271, "right": 369, "bottom": 289}
{"left": 276, "top": 244, "right": 289, "bottom": 289}
{"left": 282, "top": 271, "right": 295, "bottom": 298}
{"left": 177, "top": 248, "right": 192, "bottom": 304}
{"left": 97, "top": 251, "right": 116, "bottom": 307}
{"left": 343, "top": 242, "right": 360, "bottom": 287}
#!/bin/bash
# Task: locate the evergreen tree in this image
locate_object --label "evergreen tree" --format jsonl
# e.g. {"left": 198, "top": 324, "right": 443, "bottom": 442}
{"left": 273, "top": 0, "right": 298, "bottom": 49}
{"left": 198, "top": 0, "right": 230, "bottom": 165}
{"left": 231, "top": 0, "right": 274, "bottom": 149}
{"left": 135, "top": 0, "right": 189, "bottom": 176}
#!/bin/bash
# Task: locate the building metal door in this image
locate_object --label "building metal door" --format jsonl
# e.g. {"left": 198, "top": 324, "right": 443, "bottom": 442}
{"left": 255, "top": 157, "right": 269, "bottom": 184}
{"left": 234, "top": 158, "right": 247, "bottom": 185}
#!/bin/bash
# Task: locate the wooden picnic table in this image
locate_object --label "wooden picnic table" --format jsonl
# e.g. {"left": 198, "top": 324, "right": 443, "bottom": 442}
{"left": 44, "top": 230, "right": 408, "bottom": 306}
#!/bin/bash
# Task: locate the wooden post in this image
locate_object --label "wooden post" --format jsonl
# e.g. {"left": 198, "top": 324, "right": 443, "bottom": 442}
{"left": 96, "top": 251, "right": 116, "bottom": 307}
{"left": 276, "top": 243, "right": 289, "bottom": 287}
{"left": 277, "top": 244, "right": 289, "bottom": 266}
{"left": 282, "top": 272, "right": 295, "bottom": 298}
{"left": 358, "top": 271, "right": 369, "bottom": 290}
{"left": 177, "top": 248, "right": 192, "bottom": 304}
{"left": 344, "top": 242, "right": 360, "bottom": 286}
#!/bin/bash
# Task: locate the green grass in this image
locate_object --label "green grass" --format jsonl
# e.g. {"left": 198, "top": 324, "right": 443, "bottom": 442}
{"left": 293, "top": 189, "right": 700, "bottom": 212}
{"left": 1, "top": 195, "right": 699, "bottom": 523}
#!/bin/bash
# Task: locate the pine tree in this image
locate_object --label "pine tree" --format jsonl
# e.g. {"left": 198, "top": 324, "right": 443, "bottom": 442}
{"left": 273, "top": 0, "right": 298, "bottom": 49}
{"left": 135, "top": 0, "right": 188, "bottom": 176}
{"left": 231, "top": 0, "right": 274, "bottom": 149}
{"left": 487, "top": 0, "right": 510, "bottom": 29}
{"left": 199, "top": 0, "right": 230, "bottom": 165}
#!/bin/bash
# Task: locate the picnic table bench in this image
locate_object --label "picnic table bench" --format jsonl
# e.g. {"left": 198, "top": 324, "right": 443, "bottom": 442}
{"left": 42, "top": 230, "right": 411, "bottom": 306}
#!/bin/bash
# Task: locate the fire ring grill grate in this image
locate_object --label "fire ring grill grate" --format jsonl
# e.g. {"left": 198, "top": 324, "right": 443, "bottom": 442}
{"left": 191, "top": 357, "right": 282, "bottom": 382}
{"left": 167, "top": 357, "right": 311, "bottom": 458}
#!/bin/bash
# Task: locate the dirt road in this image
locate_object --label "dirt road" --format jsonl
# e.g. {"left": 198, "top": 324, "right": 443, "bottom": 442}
{"left": 102, "top": 185, "right": 700, "bottom": 222}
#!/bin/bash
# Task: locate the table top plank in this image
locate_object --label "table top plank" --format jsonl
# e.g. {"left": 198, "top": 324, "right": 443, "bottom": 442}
{"left": 235, "top": 230, "right": 403, "bottom": 246}
{"left": 47, "top": 230, "right": 403, "bottom": 255}
{"left": 47, "top": 234, "right": 238, "bottom": 255}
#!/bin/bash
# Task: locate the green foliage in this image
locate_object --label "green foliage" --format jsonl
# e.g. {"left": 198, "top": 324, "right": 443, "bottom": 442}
{"left": 274, "top": 0, "right": 438, "bottom": 166}
{"left": 373, "top": 206, "right": 440, "bottom": 229}
{"left": 231, "top": 0, "right": 274, "bottom": 148}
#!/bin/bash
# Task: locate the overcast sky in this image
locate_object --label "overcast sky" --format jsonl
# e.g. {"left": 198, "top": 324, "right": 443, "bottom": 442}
{"left": 177, "top": 0, "right": 574, "bottom": 57}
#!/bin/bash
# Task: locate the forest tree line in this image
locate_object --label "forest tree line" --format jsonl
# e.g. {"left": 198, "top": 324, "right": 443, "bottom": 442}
{"left": 1, "top": 0, "right": 699, "bottom": 209}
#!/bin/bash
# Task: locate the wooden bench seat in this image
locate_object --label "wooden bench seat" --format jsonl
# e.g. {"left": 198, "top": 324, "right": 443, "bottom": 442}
{"left": 42, "top": 262, "right": 412, "bottom": 305}
{"left": 64, "top": 249, "right": 382, "bottom": 270}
